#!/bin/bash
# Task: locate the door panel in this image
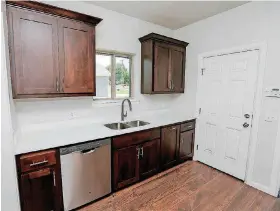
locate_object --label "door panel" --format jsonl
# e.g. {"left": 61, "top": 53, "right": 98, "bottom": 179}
{"left": 197, "top": 50, "right": 259, "bottom": 180}
{"left": 179, "top": 130, "right": 194, "bottom": 160}
{"left": 154, "top": 42, "right": 170, "bottom": 92}
{"left": 139, "top": 139, "right": 160, "bottom": 179}
{"left": 161, "top": 125, "right": 180, "bottom": 169}
{"left": 113, "top": 146, "right": 139, "bottom": 190}
{"left": 20, "top": 168, "right": 56, "bottom": 211}
{"left": 171, "top": 48, "right": 185, "bottom": 92}
{"left": 9, "top": 7, "right": 59, "bottom": 96}
{"left": 58, "top": 19, "right": 95, "bottom": 94}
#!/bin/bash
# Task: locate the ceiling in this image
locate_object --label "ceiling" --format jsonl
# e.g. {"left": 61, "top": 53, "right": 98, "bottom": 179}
{"left": 87, "top": 1, "right": 248, "bottom": 29}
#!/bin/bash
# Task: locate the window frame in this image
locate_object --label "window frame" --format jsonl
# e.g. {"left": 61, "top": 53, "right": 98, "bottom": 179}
{"left": 95, "top": 50, "right": 134, "bottom": 100}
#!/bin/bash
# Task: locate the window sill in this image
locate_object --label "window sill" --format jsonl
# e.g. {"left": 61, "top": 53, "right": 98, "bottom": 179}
{"left": 91, "top": 97, "right": 140, "bottom": 107}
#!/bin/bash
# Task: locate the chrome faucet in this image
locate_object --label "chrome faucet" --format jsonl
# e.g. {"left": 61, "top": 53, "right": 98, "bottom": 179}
{"left": 121, "top": 99, "right": 132, "bottom": 121}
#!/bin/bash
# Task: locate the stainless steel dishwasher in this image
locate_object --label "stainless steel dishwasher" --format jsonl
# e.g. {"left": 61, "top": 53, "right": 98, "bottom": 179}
{"left": 60, "top": 138, "right": 111, "bottom": 211}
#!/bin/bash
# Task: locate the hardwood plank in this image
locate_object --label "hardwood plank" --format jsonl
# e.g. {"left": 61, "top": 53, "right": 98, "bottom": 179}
{"left": 270, "top": 198, "right": 280, "bottom": 211}
{"left": 223, "top": 185, "right": 260, "bottom": 211}
{"left": 177, "top": 174, "right": 243, "bottom": 211}
{"left": 79, "top": 161, "right": 278, "bottom": 211}
{"left": 248, "top": 191, "right": 277, "bottom": 211}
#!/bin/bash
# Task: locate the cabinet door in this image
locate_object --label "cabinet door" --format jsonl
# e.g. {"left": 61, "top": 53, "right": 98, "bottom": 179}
{"left": 154, "top": 42, "right": 171, "bottom": 92}
{"left": 20, "top": 167, "right": 61, "bottom": 211}
{"left": 8, "top": 7, "right": 59, "bottom": 97}
{"left": 179, "top": 130, "right": 195, "bottom": 161}
{"left": 171, "top": 47, "right": 185, "bottom": 92}
{"left": 139, "top": 139, "right": 160, "bottom": 179}
{"left": 58, "top": 19, "right": 95, "bottom": 94}
{"left": 161, "top": 125, "right": 180, "bottom": 169}
{"left": 113, "top": 146, "right": 139, "bottom": 190}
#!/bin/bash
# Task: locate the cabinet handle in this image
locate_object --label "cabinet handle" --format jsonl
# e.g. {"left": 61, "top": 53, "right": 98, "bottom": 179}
{"left": 181, "top": 138, "right": 183, "bottom": 144}
{"left": 171, "top": 80, "right": 174, "bottom": 90}
{"left": 53, "top": 171, "right": 56, "bottom": 187}
{"left": 140, "top": 147, "right": 144, "bottom": 158}
{"left": 56, "top": 78, "right": 59, "bottom": 92}
{"left": 30, "top": 159, "right": 48, "bottom": 167}
{"left": 136, "top": 147, "right": 140, "bottom": 159}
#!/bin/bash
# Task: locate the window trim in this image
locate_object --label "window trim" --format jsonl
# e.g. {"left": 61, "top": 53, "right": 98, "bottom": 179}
{"left": 94, "top": 49, "right": 134, "bottom": 100}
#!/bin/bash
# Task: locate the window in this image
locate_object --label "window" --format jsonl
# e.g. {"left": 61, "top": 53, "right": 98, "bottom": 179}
{"left": 95, "top": 51, "right": 132, "bottom": 99}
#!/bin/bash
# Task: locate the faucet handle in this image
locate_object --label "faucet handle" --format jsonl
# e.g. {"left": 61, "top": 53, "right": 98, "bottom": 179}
{"left": 124, "top": 111, "right": 127, "bottom": 118}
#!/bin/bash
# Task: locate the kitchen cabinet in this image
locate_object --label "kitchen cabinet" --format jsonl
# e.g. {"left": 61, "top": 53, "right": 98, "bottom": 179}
{"left": 179, "top": 121, "right": 196, "bottom": 162}
{"left": 7, "top": 7, "right": 59, "bottom": 97}
{"left": 179, "top": 130, "right": 195, "bottom": 161}
{"left": 160, "top": 125, "right": 180, "bottom": 170}
{"left": 58, "top": 18, "right": 95, "bottom": 94}
{"left": 113, "top": 146, "right": 139, "bottom": 190}
{"left": 112, "top": 129, "right": 160, "bottom": 190}
{"left": 139, "top": 139, "right": 160, "bottom": 179}
{"left": 139, "top": 33, "right": 188, "bottom": 94}
{"left": 17, "top": 150, "right": 63, "bottom": 211}
{"left": 6, "top": 1, "right": 101, "bottom": 98}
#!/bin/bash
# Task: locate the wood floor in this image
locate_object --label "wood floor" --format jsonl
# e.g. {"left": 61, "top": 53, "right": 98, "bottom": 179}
{"left": 79, "top": 161, "right": 280, "bottom": 211}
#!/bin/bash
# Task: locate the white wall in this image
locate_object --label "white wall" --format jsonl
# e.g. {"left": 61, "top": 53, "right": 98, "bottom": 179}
{"left": 1, "top": 5, "right": 21, "bottom": 211}
{"left": 174, "top": 1, "right": 280, "bottom": 196}
{"left": 15, "top": 1, "right": 194, "bottom": 132}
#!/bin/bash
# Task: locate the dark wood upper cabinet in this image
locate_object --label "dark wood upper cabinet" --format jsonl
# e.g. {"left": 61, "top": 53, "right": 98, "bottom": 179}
{"left": 161, "top": 125, "right": 180, "bottom": 170}
{"left": 8, "top": 7, "right": 59, "bottom": 96}
{"left": 139, "top": 33, "right": 188, "bottom": 94}
{"left": 6, "top": 1, "right": 101, "bottom": 98}
{"left": 139, "top": 138, "right": 160, "bottom": 179}
{"left": 154, "top": 42, "right": 170, "bottom": 92}
{"left": 179, "top": 130, "right": 195, "bottom": 161}
{"left": 58, "top": 19, "right": 95, "bottom": 94}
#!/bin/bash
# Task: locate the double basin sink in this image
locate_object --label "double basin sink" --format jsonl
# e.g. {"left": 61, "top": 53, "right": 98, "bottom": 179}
{"left": 104, "top": 120, "right": 150, "bottom": 130}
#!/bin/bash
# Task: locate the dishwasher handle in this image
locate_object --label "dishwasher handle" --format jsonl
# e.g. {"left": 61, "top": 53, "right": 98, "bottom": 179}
{"left": 81, "top": 146, "right": 100, "bottom": 154}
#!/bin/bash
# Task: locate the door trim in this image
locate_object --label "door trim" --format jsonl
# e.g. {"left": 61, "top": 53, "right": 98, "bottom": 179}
{"left": 195, "top": 42, "right": 268, "bottom": 192}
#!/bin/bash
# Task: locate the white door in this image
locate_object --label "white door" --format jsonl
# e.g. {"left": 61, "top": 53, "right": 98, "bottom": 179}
{"left": 196, "top": 50, "right": 259, "bottom": 180}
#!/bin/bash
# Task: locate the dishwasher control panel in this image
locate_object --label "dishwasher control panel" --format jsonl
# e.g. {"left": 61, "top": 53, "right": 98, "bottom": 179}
{"left": 60, "top": 138, "right": 110, "bottom": 155}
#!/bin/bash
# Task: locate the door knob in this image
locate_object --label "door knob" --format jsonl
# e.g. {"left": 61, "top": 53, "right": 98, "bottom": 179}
{"left": 243, "top": 123, "right": 249, "bottom": 128}
{"left": 244, "top": 114, "right": 250, "bottom": 119}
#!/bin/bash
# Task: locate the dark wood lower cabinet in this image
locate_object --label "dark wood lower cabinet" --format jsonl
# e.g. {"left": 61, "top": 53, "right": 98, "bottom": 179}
{"left": 160, "top": 125, "right": 180, "bottom": 170}
{"left": 179, "top": 130, "right": 195, "bottom": 161}
{"left": 113, "top": 145, "right": 139, "bottom": 190}
{"left": 17, "top": 150, "right": 63, "bottom": 211}
{"left": 139, "top": 139, "right": 160, "bottom": 179}
{"left": 20, "top": 167, "right": 58, "bottom": 211}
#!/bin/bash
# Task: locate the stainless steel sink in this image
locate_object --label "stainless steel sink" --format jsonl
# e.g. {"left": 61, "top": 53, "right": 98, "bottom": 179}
{"left": 125, "top": 120, "right": 150, "bottom": 127}
{"left": 104, "top": 122, "right": 131, "bottom": 130}
{"left": 104, "top": 120, "right": 150, "bottom": 130}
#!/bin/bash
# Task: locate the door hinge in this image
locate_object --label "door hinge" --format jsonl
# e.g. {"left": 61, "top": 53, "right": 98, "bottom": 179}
{"left": 201, "top": 68, "right": 205, "bottom": 75}
{"left": 196, "top": 145, "right": 199, "bottom": 150}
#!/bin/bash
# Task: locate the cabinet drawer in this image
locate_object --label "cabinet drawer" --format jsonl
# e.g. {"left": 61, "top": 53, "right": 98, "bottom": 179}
{"left": 19, "top": 150, "right": 56, "bottom": 173}
{"left": 113, "top": 128, "right": 160, "bottom": 149}
{"left": 181, "top": 121, "right": 195, "bottom": 132}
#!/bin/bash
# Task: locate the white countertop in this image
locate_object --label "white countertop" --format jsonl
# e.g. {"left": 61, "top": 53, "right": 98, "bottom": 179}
{"left": 14, "top": 110, "right": 196, "bottom": 155}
